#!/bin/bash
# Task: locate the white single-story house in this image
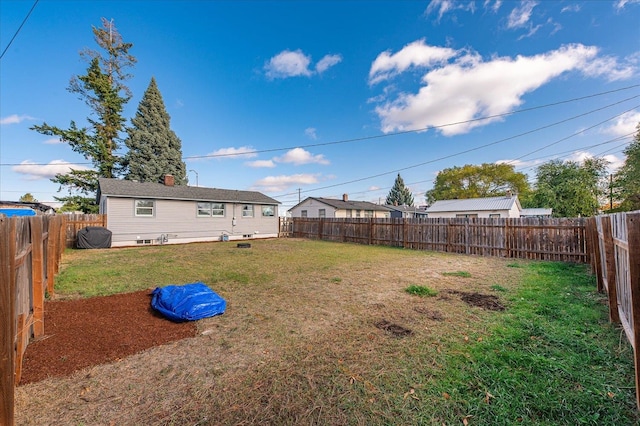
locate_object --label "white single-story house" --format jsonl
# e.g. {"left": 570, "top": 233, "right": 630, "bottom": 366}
{"left": 288, "top": 194, "right": 392, "bottom": 218}
{"left": 97, "top": 176, "right": 280, "bottom": 247}
{"left": 426, "top": 194, "right": 536, "bottom": 218}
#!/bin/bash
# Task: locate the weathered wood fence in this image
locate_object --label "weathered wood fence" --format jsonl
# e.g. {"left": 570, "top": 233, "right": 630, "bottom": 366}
{"left": 587, "top": 211, "right": 640, "bottom": 408}
{"left": 286, "top": 217, "right": 588, "bottom": 262}
{"left": 1, "top": 215, "right": 66, "bottom": 425}
{"left": 1, "top": 213, "right": 104, "bottom": 425}
{"left": 64, "top": 213, "right": 107, "bottom": 248}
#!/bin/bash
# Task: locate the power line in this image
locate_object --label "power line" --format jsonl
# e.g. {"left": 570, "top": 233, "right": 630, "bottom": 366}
{"left": 0, "top": 0, "right": 39, "bottom": 61}
{"left": 3, "top": 86, "right": 638, "bottom": 168}
{"left": 271, "top": 95, "right": 640, "bottom": 198}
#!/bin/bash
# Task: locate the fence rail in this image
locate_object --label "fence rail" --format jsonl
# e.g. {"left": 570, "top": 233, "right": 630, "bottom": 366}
{"left": 286, "top": 217, "right": 588, "bottom": 262}
{"left": 588, "top": 211, "right": 640, "bottom": 409}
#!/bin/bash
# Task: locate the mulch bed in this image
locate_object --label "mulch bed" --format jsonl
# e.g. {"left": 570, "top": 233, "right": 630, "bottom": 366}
{"left": 19, "top": 289, "right": 197, "bottom": 385}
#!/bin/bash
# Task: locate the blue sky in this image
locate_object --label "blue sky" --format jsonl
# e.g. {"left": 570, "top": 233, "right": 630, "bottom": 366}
{"left": 1, "top": 0, "right": 639, "bottom": 213}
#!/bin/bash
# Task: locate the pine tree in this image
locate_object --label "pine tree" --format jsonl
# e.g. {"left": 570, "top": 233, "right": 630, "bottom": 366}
{"left": 124, "top": 77, "right": 187, "bottom": 184}
{"left": 386, "top": 174, "right": 414, "bottom": 206}
{"left": 31, "top": 18, "right": 136, "bottom": 212}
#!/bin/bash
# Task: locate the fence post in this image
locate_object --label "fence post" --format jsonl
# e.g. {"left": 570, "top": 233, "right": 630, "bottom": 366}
{"left": 601, "top": 216, "right": 620, "bottom": 323}
{"left": 0, "top": 217, "right": 16, "bottom": 425}
{"left": 31, "top": 217, "right": 45, "bottom": 337}
{"left": 626, "top": 212, "right": 640, "bottom": 410}
{"left": 369, "top": 218, "right": 373, "bottom": 246}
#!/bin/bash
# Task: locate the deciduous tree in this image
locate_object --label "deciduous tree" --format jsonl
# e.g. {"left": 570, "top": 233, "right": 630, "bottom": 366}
{"left": 531, "top": 158, "right": 608, "bottom": 217}
{"left": 123, "top": 77, "right": 187, "bottom": 184}
{"left": 425, "top": 163, "right": 530, "bottom": 204}
{"left": 613, "top": 123, "right": 640, "bottom": 211}
{"left": 386, "top": 174, "right": 414, "bottom": 206}
{"left": 31, "top": 18, "right": 136, "bottom": 212}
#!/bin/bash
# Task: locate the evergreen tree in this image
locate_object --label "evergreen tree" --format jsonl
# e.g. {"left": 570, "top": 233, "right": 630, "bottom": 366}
{"left": 386, "top": 174, "right": 414, "bottom": 206}
{"left": 124, "top": 77, "right": 187, "bottom": 184}
{"left": 613, "top": 123, "right": 640, "bottom": 211}
{"left": 31, "top": 18, "right": 136, "bottom": 212}
{"left": 19, "top": 193, "right": 37, "bottom": 202}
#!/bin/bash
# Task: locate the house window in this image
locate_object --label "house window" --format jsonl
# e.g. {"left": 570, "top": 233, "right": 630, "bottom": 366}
{"left": 456, "top": 214, "right": 478, "bottom": 218}
{"left": 319, "top": 209, "right": 326, "bottom": 218}
{"left": 301, "top": 210, "right": 308, "bottom": 218}
{"left": 346, "top": 209, "right": 352, "bottom": 218}
{"left": 135, "top": 199, "right": 154, "bottom": 217}
{"left": 242, "top": 205, "right": 254, "bottom": 217}
{"left": 489, "top": 214, "right": 500, "bottom": 218}
{"left": 364, "top": 210, "right": 373, "bottom": 218}
{"left": 197, "top": 202, "right": 225, "bottom": 217}
{"left": 355, "top": 210, "right": 361, "bottom": 218}
{"left": 262, "top": 206, "right": 275, "bottom": 217}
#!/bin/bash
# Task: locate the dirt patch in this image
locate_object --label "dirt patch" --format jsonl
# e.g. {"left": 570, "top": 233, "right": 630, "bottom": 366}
{"left": 374, "top": 319, "right": 413, "bottom": 337}
{"left": 414, "top": 306, "right": 444, "bottom": 320}
{"left": 445, "top": 289, "right": 505, "bottom": 311}
{"left": 20, "top": 289, "right": 197, "bottom": 384}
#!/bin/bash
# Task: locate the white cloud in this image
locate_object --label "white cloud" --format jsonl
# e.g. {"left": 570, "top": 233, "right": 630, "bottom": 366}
{"left": 1, "top": 114, "right": 35, "bottom": 125}
{"left": 252, "top": 173, "right": 320, "bottom": 192}
{"left": 566, "top": 151, "right": 623, "bottom": 172}
{"left": 12, "top": 160, "right": 90, "bottom": 180}
{"left": 305, "top": 127, "right": 318, "bottom": 140}
{"left": 265, "top": 50, "right": 343, "bottom": 79}
{"left": 206, "top": 146, "right": 258, "bottom": 159}
{"left": 265, "top": 49, "right": 312, "bottom": 79}
{"left": 507, "top": 1, "right": 538, "bottom": 29}
{"left": 369, "top": 39, "right": 457, "bottom": 85}
{"left": 561, "top": 4, "right": 581, "bottom": 13}
{"left": 316, "top": 54, "right": 342, "bottom": 73}
{"left": 615, "top": 0, "right": 640, "bottom": 10}
{"left": 43, "top": 137, "right": 63, "bottom": 145}
{"left": 600, "top": 110, "right": 640, "bottom": 137}
{"left": 484, "top": 0, "right": 502, "bottom": 12}
{"left": 425, "top": 0, "right": 476, "bottom": 20}
{"left": 371, "top": 42, "right": 636, "bottom": 136}
{"left": 274, "top": 148, "right": 330, "bottom": 165}
{"left": 246, "top": 159, "right": 276, "bottom": 168}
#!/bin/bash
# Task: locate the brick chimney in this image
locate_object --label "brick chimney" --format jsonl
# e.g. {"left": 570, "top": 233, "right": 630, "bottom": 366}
{"left": 342, "top": 193, "right": 348, "bottom": 202}
{"left": 164, "top": 174, "right": 175, "bottom": 186}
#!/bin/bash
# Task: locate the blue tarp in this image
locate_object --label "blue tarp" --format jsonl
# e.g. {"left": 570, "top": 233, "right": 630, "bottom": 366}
{"left": 0, "top": 208, "right": 36, "bottom": 217}
{"left": 151, "top": 282, "right": 226, "bottom": 322}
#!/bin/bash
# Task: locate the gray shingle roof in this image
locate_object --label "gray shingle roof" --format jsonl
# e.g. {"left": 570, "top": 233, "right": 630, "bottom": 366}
{"left": 288, "top": 197, "right": 392, "bottom": 212}
{"left": 98, "top": 178, "right": 280, "bottom": 205}
{"left": 426, "top": 195, "right": 520, "bottom": 213}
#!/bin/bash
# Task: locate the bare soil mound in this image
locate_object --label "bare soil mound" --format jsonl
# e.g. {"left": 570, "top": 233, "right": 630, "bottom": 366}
{"left": 445, "top": 289, "right": 506, "bottom": 311}
{"left": 19, "top": 289, "right": 197, "bottom": 385}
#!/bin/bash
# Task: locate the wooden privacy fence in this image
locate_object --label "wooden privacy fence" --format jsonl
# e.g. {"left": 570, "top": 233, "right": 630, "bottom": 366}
{"left": 1, "top": 214, "right": 66, "bottom": 425}
{"left": 289, "top": 217, "right": 588, "bottom": 262}
{"left": 64, "top": 213, "right": 107, "bottom": 248}
{"left": 587, "top": 211, "right": 640, "bottom": 408}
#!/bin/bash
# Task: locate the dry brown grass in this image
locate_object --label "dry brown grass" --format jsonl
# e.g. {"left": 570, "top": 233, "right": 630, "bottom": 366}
{"left": 16, "top": 238, "right": 525, "bottom": 425}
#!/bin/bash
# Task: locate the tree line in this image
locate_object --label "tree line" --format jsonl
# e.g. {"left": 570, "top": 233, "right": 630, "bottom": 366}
{"left": 385, "top": 129, "right": 640, "bottom": 217}
{"left": 31, "top": 18, "right": 187, "bottom": 213}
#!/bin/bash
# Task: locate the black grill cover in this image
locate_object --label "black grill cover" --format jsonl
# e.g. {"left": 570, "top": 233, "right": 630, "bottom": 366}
{"left": 77, "top": 226, "right": 112, "bottom": 249}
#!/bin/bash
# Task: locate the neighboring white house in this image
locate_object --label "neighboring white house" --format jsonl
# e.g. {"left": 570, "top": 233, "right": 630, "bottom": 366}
{"left": 425, "top": 194, "right": 527, "bottom": 218}
{"left": 97, "top": 176, "right": 280, "bottom": 247}
{"left": 520, "top": 208, "right": 553, "bottom": 218}
{"left": 288, "top": 194, "right": 392, "bottom": 218}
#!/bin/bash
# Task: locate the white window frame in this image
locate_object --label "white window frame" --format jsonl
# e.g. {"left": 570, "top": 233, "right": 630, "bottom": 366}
{"left": 262, "top": 205, "right": 275, "bottom": 217}
{"left": 364, "top": 210, "right": 373, "bottom": 218}
{"left": 319, "top": 208, "right": 326, "bottom": 218}
{"left": 301, "top": 210, "right": 308, "bottom": 218}
{"left": 242, "top": 204, "right": 254, "bottom": 217}
{"left": 197, "top": 202, "right": 225, "bottom": 217}
{"left": 135, "top": 199, "right": 154, "bottom": 217}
